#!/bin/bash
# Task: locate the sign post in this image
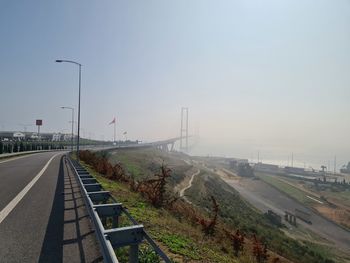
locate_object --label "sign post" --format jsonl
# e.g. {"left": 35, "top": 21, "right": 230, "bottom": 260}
{"left": 36, "top": 119, "right": 42, "bottom": 140}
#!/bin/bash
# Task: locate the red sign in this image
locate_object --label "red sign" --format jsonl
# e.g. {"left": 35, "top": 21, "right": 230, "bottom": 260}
{"left": 36, "top": 119, "right": 43, "bottom": 126}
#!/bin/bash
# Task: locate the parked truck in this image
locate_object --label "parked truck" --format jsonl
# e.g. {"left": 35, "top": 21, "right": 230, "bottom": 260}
{"left": 295, "top": 208, "right": 312, "bottom": 224}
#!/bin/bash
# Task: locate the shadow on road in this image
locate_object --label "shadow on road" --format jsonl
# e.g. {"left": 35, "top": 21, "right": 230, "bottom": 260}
{"left": 38, "top": 156, "right": 102, "bottom": 263}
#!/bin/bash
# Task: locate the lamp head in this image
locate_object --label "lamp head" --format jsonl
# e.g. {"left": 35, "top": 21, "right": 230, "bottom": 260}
{"left": 55, "top": 60, "right": 63, "bottom": 63}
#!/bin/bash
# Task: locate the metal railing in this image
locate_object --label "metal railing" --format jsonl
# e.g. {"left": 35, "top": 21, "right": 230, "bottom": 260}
{"left": 67, "top": 156, "right": 171, "bottom": 263}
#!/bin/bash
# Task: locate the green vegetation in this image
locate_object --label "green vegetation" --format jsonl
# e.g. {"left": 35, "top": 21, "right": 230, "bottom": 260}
{"left": 118, "top": 155, "right": 143, "bottom": 178}
{"left": 257, "top": 173, "right": 315, "bottom": 205}
{"left": 107, "top": 148, "right": 191, "bottom": 186}
{"left": 323, "top": 190, "right": 350, "bottom": 203}
{"left": 116, "top": 245, "right": 162, "bottom": 263}
{"left": 84, "top": 165, "right": 239, "bottom": 262}
{"left": 156, "top": 233, "right": 200, "bottom": 260}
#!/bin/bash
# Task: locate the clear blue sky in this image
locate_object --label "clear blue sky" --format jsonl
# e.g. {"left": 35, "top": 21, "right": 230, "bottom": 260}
{"left": 1, "top": 0, "right": 349, "bottom": 168}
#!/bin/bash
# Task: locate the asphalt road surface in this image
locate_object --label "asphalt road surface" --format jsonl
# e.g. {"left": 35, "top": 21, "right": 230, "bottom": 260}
{"left": 0, "top": 152, "right": 101, "bottom": 263}
{"left": 224, "top": 177, "right": 350, "bottom": 253}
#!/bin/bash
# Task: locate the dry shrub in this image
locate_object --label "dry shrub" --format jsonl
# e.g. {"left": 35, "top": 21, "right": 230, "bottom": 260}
{"left": 225, "top": 229, "right": 245, "bottom": 257}
{"left": 197, "top": 196, "right": 219, "bottom": 236}
{"left": 137, "top": 164, "right": 175, "bottom": 207}
{"left": 169, "top": 199, "right": 199, "bottom": 224}
{"left": 79, "top": 150, "right": 127, "bottom": 181}
{"left": 252, "top": 234, "right": 269, "bottom": 263}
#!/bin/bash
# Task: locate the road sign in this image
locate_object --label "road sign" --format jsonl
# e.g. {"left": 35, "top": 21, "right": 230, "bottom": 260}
{"left": 36, "top": 119, "right": 42, "bottom": 126}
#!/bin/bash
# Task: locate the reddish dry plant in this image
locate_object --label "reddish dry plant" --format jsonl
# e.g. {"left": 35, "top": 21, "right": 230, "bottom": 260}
{"left": 80, "top": 151, "right": 177, "bottom": 207}
{"left": 252, "top": 234, "right": 269, "bottom": 263}
{"left": 137, "top": 164, "right": 172, "bottom": 207}
{"left": 172, "top": 200, "right": 197, "bottom": 221}
{"left": 225, "top": 229, "right": 245, "bottom": 256}
{"left": 79, "top": 150, "right": 127, "bottom": 182}
{"left": 197, "top": 196, "right": 219, "bottom": 236}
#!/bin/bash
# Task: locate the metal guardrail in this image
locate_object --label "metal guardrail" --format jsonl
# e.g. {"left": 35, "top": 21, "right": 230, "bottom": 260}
{"left": 67, "top": 156, "right": 171, "bottom": 263}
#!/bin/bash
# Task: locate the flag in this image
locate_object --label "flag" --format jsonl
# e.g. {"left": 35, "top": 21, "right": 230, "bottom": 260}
{"left": 109, "top": 117, "right": 116, "bottom": 125}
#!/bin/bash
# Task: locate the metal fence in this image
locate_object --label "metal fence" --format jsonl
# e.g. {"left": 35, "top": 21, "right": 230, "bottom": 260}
{"left": 67, "top": 156, "right": 171, "bottom": 263}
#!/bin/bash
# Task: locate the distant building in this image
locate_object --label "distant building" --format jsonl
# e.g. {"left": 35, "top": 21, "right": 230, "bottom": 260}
{"left": 340, "top": 162, "right": 350, "bottom": 174}
{"left": 13, "top": 132, "right": 25, "bottom": 141}
{"left": 228, "top": 158, "right": 249, "bottom": 168}
{"left": 0, "top": 131, "right": 74, "bottom": 142}
{"left": 63, "top": 134, "right": 73, "bottom": 141}
{"left": 52, "top": 133, "right": 62, "bottom": 142}
{"left": 30, "top": 133, "right": 39, "bottom": 140}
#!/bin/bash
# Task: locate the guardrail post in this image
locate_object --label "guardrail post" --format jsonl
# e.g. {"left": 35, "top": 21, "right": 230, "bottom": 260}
{"left": 129, "top": 244, "right": 139, "bottom": 263}
{"left": 112, "top": 216, "right": 119, "bottom": 228}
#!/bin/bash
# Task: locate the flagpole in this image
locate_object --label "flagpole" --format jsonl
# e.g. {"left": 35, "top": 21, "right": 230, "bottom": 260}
{"left": 114, "top": 119, "right": 116, "bottom": 143}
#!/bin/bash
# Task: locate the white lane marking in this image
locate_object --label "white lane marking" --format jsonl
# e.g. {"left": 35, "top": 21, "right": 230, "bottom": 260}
{"left": 306, "top": 195, "right": 323, "bottom": 204}
{"left": 0, "top": 153, "right": 61, "bottom": 224}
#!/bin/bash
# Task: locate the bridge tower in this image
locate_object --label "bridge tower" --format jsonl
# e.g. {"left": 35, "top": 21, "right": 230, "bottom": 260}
{"left": 180, "top": 107, "right": 189, "bottom": 152}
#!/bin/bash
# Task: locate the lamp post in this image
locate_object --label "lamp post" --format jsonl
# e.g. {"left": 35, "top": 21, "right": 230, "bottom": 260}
{"left": 60, "top": 106, "right": 74, "bottom": 151}
{"left": 55, "top": 59, "right": 82, "bottom": 161}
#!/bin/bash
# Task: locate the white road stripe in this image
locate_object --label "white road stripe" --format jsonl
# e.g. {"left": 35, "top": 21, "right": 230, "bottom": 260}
{"left": 0, "top": 153, "right": 61, "bottom": 224}
{"left": 306, "top": 195, "right": 324, "bottom": 204}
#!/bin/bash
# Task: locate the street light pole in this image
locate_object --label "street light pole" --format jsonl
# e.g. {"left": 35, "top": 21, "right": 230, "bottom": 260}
{"left": 56, "top": 59, "right": 82, "bottom": 161}
{"left": 60, "top": 106, "right": 74, "bottom": 151}
{"left": 78, "top": 63, "right": 81, "bottom": 160}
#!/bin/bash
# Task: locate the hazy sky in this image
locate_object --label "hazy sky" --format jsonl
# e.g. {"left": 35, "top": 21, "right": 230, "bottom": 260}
{"left": 1, "top": 0, "right": 349, "bottom": 168}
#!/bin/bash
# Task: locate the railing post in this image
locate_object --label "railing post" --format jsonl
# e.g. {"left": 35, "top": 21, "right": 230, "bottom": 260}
{"left": 112, "top": 216, "right": 119, "bottom": 228}
{"left": 129, "top": 244, "right": 138, "bottom": 263}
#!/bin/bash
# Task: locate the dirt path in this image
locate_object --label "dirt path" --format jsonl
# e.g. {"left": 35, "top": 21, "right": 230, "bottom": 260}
{"left": 179, "top": 168, "right": 200, "bottom": 203}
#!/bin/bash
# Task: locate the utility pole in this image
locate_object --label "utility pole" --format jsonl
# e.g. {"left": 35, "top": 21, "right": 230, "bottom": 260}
{"left": 328, "top": 160, "right": 330, "bottom": 173}
{"left": 114, "top": 120, "right": 116, "bottom": 143}
{"left": 334, "top": 155, "right": 337, "bottom": 175}
{"left": 291, "top": 152, "right": 294, "bottom": 167}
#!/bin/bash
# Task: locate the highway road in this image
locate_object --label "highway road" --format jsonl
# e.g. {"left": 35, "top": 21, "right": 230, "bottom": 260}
{"left": 0, "top": 152, "right": 101, "bottom": 262}
{"left": 223, "top": 177, "right": 350, "bottom": 253}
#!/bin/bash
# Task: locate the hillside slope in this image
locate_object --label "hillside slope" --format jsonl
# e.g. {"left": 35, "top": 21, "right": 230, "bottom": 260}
{"left": 79, "top": 148, "right": 339, "bottom": 263}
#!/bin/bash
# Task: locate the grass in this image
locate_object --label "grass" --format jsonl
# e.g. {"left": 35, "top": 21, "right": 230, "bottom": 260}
{"left": 320, "top": 188, "right": 350, "bottom": 204}
{"left": 257, "top": 173, "right": 315, "bottom": 206}
{"left": 108, "top": 148, "right": 192, "bottom": 186}
{"left": 155, "top": 232, "right": 201, "bottom": 260}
